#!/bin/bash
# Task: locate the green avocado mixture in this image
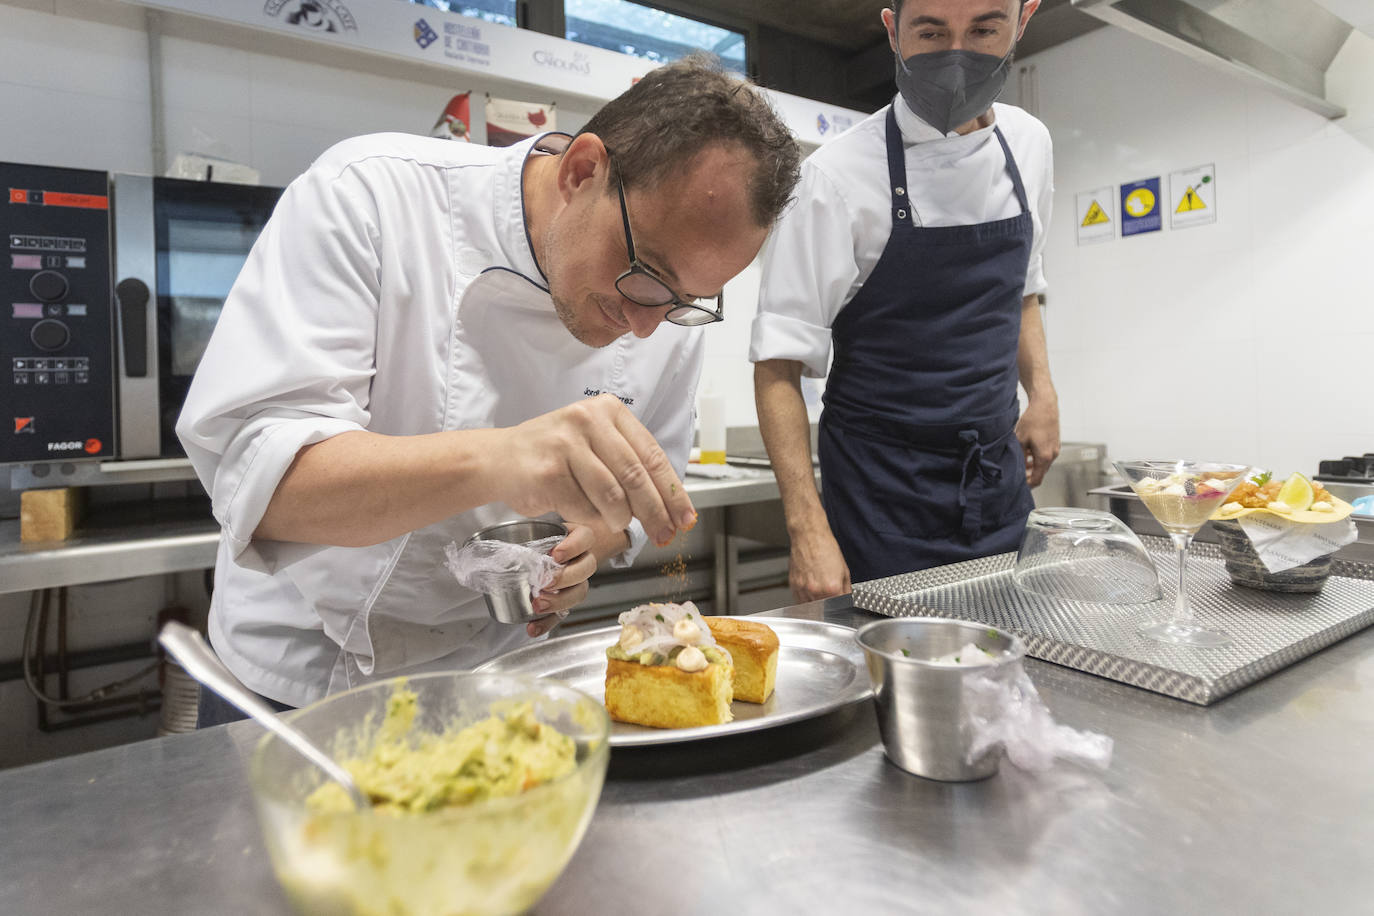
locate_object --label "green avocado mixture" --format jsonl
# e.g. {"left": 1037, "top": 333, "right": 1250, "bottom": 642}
{"left": 306, "top": 689, "right": 576, "bottom": 815}
{"left": 605, "top": 644, "right": 729, "bottom": 667}
{"left": 277, "top": 685, "right": 602, "bottom": 916}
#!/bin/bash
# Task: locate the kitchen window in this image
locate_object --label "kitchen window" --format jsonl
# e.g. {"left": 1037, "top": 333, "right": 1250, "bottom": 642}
{"left": 565, "top": 0, "right": 748, "bottom": 75}
{"left": 407, "top": 0, "right": 518, "bottom": 27}
{"left": 402, "top": 0, "right": 749, "bottom": 75}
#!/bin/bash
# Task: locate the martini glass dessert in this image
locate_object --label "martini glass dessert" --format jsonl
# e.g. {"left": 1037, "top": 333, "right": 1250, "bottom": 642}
{"left": 1113, "top": 459, "right": 1251, "bottom": 647}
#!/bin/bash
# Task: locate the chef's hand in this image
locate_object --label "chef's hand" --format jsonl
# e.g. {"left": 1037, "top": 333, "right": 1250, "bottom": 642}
{"left": 526, "top": 521, "right": 629, "bottom": 637}
{"left": 1016, "top": 397, "right": 1061, "bottom": 488}
{"left": 789, "top": 524, "right": 851, "bottom": 603}
{"left": 493, "top": 394, "right": 696, "bottom": 549}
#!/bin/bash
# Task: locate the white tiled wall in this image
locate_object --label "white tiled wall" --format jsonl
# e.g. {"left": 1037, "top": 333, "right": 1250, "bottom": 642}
{"left": 1012, "top": 26, "right": 1374, "bottom": 476}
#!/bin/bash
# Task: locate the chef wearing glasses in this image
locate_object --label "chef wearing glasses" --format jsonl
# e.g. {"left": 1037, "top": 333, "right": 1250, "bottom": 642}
{"left": 178, "top": 57, "right": 800, "bottom": 722}
{"left": 752, "top": 0, "right": 1060, "bottom": 600}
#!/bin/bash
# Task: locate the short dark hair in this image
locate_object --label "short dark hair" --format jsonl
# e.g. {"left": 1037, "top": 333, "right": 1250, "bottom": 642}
{"left": 891, "top": 0, "right": 1024, "bottom": 17}
{"left": 577, "top": 54, "right": 800, "bottom": 227}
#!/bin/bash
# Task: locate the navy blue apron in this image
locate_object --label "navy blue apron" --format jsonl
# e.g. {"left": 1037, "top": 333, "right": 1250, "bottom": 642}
{"left": 818, "top": 105, "right": 1036, "bottom": 582}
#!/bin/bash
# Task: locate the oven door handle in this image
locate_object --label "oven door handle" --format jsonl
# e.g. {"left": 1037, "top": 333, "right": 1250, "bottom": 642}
{"left": 115, "top": 277, "right": 150, "bottom": 378}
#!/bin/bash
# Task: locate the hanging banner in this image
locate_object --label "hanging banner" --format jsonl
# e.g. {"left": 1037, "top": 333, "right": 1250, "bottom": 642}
{"left": 112, "top": 0, "right": 865, "bottom": 148}
{"left": 1075, "top": 186, "right": 1115, "bottom": 245}
{"left": 1170, "top": 163, "right": 1217, "bottom": 229}
{"left": 1120, "top": 177, "right": 1162, "bottom": 237}
{"left": 430, "top": 92, "right": 472, "bottom": 140}
{"left": 485, "top": 96, "right": 555, "bottom": 147}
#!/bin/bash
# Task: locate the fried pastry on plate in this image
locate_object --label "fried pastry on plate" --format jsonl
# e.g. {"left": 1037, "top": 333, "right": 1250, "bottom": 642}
{"left": 704, "top": 617, "right": 779, "bottom": 704}
{"left": 604, "top": 602, "right": 733, "bottom": 729}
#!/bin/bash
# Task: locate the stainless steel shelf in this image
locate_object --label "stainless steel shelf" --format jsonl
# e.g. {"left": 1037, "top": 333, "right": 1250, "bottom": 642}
{"left": 0, "top": 476, "right": 792, "bottom": 598}
{"left": 0, "top": 499, "right": 219, "bottom": 596}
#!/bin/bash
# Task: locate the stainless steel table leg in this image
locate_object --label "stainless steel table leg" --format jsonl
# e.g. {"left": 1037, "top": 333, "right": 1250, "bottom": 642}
{"left": 725, "top": 506, "right": 739, "bottom": 613}
{"left": 712, "top": 508, "right": 729, "bottom": 614}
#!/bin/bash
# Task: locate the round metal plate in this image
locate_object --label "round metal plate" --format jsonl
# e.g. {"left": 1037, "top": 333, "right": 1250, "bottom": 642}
{"left": 475, "top": 617, "right": 872, "bottom": 747}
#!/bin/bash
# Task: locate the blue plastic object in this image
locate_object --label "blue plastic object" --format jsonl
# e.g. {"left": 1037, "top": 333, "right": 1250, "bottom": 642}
{"left": 1352, "top": 495, "right": 1374, "bottom": 517}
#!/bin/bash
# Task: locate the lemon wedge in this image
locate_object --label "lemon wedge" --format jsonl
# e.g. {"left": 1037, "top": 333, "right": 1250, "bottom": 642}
{"left": 1275, "top": 472, "right": 1315, "bottom": 512}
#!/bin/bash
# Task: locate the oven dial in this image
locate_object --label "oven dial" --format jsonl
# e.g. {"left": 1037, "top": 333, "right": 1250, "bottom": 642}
{"left": 31, "top": 319, "right": 71, "bottom": 351}
{"left": 30, "top": 270, "right": 69, "bottom": 302}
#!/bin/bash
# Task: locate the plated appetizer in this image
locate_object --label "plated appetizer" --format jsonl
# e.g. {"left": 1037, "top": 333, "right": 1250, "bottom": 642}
{"left": 603, "top": 602, "right": 780, "bottom": 729}
{"left": 605, "top": 602, "right": 734, "bottom": 728}
{"left": 1213, "top": 471, "right": 1353, "bottom": 523}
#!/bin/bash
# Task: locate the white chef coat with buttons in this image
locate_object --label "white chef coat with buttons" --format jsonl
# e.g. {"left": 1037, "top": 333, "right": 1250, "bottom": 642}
{"left": 177, "top": 132, "right": 704, "bottom": 708}
{"left": 750, "top": 96, "right": 1053, "bottom": 378}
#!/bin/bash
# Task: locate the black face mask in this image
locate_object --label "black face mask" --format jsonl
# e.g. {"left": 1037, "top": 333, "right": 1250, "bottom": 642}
{"left": 894, "top": 46, "right": 1015, "bottom": 135}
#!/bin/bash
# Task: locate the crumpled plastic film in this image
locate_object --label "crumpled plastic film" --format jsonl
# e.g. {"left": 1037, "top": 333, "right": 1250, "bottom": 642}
{"left": 964, "top": 665, "right": 1113, "bottom": 773}
{"left": 444, "top": 535, "right": 563, "bottom": 608}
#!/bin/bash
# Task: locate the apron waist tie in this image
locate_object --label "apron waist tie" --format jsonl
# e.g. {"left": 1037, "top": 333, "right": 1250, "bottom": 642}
{"left": 957, "top": 429, "right": 1010, "bottom": 539}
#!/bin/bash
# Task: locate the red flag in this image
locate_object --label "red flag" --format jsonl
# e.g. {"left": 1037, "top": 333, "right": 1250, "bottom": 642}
{"left": 431, "top": 92, "right": 472, "bottom": 141}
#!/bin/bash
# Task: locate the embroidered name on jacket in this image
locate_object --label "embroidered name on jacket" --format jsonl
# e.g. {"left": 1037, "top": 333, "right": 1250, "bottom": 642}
{"left": 583, "top": 387, "right": 634, "bottom": 407}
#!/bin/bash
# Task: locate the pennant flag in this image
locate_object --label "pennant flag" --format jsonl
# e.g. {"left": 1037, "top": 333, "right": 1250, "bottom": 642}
{"left": 431, "top": 92, "right": 472, "bottom": 141}
{"left": 485, "top": 96, "right": 555, "bottom": 148}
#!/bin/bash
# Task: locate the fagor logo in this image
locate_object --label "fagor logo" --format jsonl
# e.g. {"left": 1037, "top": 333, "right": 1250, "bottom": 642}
{"left": 44, "top": 437, "right": 101, "bottom": 452}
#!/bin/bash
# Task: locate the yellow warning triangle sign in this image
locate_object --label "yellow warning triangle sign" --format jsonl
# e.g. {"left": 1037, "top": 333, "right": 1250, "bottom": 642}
{"left": 1081, "top": 200, "right": 1110, "bottom": 226}
{"left": 1176, "top": 186, "right": 1207, "bottom": 212}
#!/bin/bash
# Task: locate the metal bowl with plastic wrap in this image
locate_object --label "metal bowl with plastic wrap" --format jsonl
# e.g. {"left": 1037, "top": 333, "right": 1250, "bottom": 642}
{"left": 248, "top": 672, "right": 610, "bottom": 916}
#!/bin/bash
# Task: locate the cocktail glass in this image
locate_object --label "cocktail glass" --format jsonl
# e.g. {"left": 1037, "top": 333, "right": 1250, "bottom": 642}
{"left": 1113, "top": 459, "right": 1251, "bottom": 647}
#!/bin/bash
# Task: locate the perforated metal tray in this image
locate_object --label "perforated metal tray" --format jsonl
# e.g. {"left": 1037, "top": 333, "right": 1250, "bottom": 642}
{"left": 853, "top": 537, "right": 1374, "bottom": 704}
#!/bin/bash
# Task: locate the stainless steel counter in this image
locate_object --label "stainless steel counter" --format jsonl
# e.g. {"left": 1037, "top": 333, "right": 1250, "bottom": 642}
{"left": 2, "top": 595, "right": 1371, "bottom": 915}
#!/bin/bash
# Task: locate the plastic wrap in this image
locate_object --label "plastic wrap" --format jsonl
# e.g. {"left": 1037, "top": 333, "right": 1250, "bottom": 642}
{"left": 444, "top": 535, "right": 562, "bottom": 598}
{"left": 964, "top": 666, "right": 1113, "bottom": 773}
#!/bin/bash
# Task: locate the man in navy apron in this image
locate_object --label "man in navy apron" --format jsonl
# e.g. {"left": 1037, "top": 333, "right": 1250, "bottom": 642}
{"left": 752, "top": 0, "right": 1060, "bottom": 597}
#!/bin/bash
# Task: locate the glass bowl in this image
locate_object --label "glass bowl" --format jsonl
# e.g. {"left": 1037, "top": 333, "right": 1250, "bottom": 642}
{"left": 1012, "top": 507, "right": 1163, "bottom": 605}
{"left": 248, "top": 672, "right": 610, "bottom": 916}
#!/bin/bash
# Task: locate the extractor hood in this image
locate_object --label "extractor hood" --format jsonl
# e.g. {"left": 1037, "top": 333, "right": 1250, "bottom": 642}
{"left": 1070, "top": 0, "right": 1354, "bottom": 118}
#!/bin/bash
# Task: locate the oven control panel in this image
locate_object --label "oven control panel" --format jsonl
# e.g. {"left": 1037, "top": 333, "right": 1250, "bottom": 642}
{"left": 2, "top": 162, "right": 115, "bottom": 464}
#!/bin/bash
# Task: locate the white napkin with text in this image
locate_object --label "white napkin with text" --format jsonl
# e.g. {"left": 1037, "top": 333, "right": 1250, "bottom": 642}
{"left": 1237, "top": 515, "right": 1357, "bottom": 573}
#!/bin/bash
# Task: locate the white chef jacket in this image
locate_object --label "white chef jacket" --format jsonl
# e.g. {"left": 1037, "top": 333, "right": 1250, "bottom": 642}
{"left": 178, "top": 132, "right": 705, "bottom": 708}
{"left": 750, "top": 96, "right": 1054, "bottom": 378}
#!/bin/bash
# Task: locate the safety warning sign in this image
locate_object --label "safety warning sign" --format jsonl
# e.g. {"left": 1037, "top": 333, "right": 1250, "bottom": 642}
{"left": 1170, "top": 163, "right": 1216, "bottom": 229}
{"left": 1120, "top": 177, "right": 1162, "bottom": 237}
{"left": 1075, "top": 187, "right": 1115, "bottom": 246}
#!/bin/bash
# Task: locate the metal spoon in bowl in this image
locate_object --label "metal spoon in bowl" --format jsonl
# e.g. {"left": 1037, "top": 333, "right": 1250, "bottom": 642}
{"left": 158, "top": 621, "right": 369, "bottom": 810}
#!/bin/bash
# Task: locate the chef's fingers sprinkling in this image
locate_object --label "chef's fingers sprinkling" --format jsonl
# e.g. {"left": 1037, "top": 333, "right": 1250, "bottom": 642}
{"left": 610, "top": 404, "right": 695, "bottom": 536}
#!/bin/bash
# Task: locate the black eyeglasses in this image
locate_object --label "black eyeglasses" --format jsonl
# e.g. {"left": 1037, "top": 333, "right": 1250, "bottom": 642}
{"left": 607, "top": 153, "right": 724, "bottom": 327}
